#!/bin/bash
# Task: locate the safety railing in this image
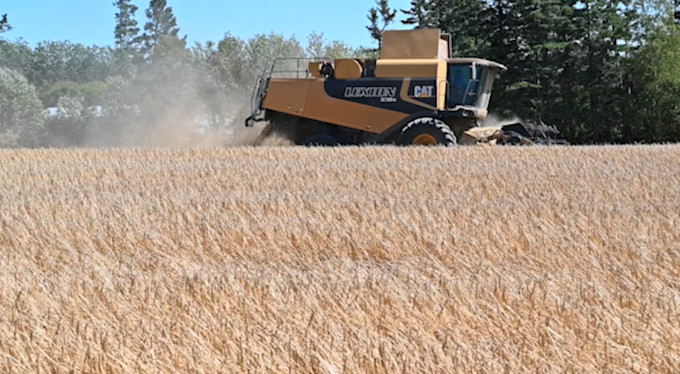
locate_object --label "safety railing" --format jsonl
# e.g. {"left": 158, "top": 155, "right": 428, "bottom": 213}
{"left": 269, "top": 57, "right": 331, "bottom": 79}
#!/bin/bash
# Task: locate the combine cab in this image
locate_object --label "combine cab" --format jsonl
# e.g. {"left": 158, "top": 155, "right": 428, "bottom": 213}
{"left": 245, "top": 29, "right": 565, "bottom": 146}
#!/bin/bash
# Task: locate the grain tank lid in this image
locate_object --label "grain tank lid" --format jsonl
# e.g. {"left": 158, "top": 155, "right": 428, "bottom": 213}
{"left": 447, "top": 58, "right": 508, "bottom": 73}
{"left": 381, "top": 29, "right": 451, "bottom": 59}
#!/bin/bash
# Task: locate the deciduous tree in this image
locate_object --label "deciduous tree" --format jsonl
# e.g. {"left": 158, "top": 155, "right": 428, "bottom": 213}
{"left": 624, "top": 23, "right": 680, "bottom": 142}
{"left": 0, "top": 68, "right": 43, "bottom": 147}
{"left": 305, "top": 32, "right": 354, "bottom": 59}
{"left": 0, "top": 40, "right": 33, "bottom": 77}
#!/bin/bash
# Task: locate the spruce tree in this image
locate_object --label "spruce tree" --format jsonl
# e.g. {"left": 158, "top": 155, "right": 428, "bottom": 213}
{"left": 569, "top": 0, "right": 632, "bottom": 142}
{"left": 401, "top": 0, "right": 486, "bottom": 56}
{"left": 114, "top": 0, "right": 140, "bottom": 50}
{"left": 141, "top": 0, "right": 182, "bottom": 61}
{"left": 401, "top": 0, "right": 429, "bottom": 28}
{"left": 0, "top": 14, "right": 10, "bottom": 33}
{"left": 113, "top": 0, "right": 141, "bottom": 73}
{"left": 483, "top": 1, "right": 595, "bottom": 135}
{"left": 366, "top": 0, "right": 397, "bottom": 50}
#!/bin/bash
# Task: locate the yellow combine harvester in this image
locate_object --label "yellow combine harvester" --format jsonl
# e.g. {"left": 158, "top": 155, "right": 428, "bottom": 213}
{"left": 245, "top": 29, "right": 566, "bottom": 146}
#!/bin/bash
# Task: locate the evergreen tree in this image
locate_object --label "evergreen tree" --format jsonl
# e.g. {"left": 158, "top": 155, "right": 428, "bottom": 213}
{"left": 366, "top": 0, "right": 397, "bottom": 49}
{"left": 113, "top": 0, "right": 142, "bottom": 73}
{"left": 141, "top": 0, "right": 183, "bottom": 61}
{"left": 570, "top": 1, "right": 633, "bottom": 142}
{"left": 0, "top": 14, "right": 10, "bottom": 33}
{"left": 401, "top": 0, "right": 429, "bottom": 28}
{"left": 114, "top": 0, "right": 140, "bottom": 49}
{"left": 486, "top": 1, "right": 579, "bottom": 117}
{"left": 402, "top": 0, "right": 486, "bottom": 56}
{"left": 133, "top": 0, "right": 195, "bottom": 144}
{"left": 477, "top": 0, "right": 637, "bottom": 143}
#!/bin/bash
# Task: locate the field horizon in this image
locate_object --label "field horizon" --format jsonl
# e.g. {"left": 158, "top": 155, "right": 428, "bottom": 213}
{"left": 0, "top": 145, "right": 678, "bottom": 373}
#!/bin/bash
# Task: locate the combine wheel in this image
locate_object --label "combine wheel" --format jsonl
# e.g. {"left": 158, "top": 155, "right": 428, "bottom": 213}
{"left": 398, "top": 118, "right": 457, "bottom": 146}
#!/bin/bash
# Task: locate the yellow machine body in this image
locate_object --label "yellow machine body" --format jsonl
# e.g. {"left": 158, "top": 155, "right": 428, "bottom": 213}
{"left": 246, "top": 29, "right": 510, "bottom": 145}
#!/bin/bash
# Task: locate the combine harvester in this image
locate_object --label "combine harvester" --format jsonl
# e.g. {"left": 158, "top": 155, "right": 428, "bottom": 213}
{"left": 245, "top": 29, "right": 566, "bottom": 146}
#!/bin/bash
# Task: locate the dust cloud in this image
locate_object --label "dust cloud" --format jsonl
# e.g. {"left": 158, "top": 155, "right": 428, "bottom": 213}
{"left": 478, "top": 114, "right": 523, "bottom": 128}
{"left": 73, "top": 72, "right": 268, "bottom": 148}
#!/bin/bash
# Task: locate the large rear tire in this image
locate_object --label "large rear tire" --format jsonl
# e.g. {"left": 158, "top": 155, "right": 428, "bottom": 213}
{"left": 398, "top": 118, "right": 457, "bottom": 146}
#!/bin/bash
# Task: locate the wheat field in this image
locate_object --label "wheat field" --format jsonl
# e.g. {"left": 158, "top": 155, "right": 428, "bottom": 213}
{"left": 0, "top": 145, "right": 678, "bottom": 373}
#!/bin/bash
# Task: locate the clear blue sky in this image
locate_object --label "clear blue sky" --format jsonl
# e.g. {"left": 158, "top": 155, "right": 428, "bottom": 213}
{"left": 2, "top": 0, "right": 412, "bottom": 48}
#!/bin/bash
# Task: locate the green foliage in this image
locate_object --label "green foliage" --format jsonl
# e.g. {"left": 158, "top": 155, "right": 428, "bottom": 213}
{"left": 113, "top": 0, "right": 142, "bottom": 74}
{"left": 29, "top": 42, "right": 112, "bottom": 91}
{"left": 638, "top": 26, "right": 680, "bottom": 87}
{"left": 142, "top": 0, "right": 183, "bottom": 61}
{"left": 0, "top": 68, "right": 43, "bottom": 147}
{"left": 321, "top": 40, "right": 355, "bottom": 59}
{"left": 136, "top": 41, "right": 195, "bottom": 129}
{"left": 102, "top": 75, "right": 137, "bottom": 117}
{"left": 306, "top": 32, "right": 355, "bottom": 59}
{"left": 401, "top": 0, "right": 429, "bottom": 27}
{"left": 395, "top": 0, "right": 680, "bottom": 143}
{"left": 192, "top": 43, "right": 233, "bottom": 129}
{"left": 114, "top": 0, "right": 140, "bottom": 49}
{"left": 43, "top": 94, "right": 88, "bottom": 147}
{"left": 0, "top": 14, "right": 10, "bottom": 33}
{"left": 482, "top": 0, "right": 584, "bottom": 129}
{"left": 211, "top": 34, "right": 248, "bottom": 90}
{"left": 43, "top": 81, "right": 108, "bottom": 107}
{"left": 244, "top": 33, "right": 304, "bottom": 81}
{"left": 624, "top": 24, "right": 680, "bottom": 142}
{"left": 366, "top": 0, "right": 397, "bottom": 49}
{"left": 192, "top": 33, "right": 309, "bottom": 130}
{"left": 402, "top": 0, "right": 486, "bottom": 56}
{"left": 0, "top": 40, "right": 33, "bottom": 77}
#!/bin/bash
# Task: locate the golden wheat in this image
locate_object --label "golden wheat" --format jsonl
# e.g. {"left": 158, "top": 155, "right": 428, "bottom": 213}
{"left": 0, "top": 145, "right": 678, "bottom": 373}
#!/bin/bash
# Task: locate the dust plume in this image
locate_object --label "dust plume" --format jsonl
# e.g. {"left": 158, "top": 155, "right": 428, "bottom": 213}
{"left": 478, "top": 113, "right": 523, "bottom": 128}
{"left": 71, "top": 65, "right": 268, "bottom": 148}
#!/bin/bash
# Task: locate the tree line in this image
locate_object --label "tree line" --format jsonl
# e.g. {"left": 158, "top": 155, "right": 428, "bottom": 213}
{"left": 1, "top": 1, "right": 680, "bottom": 146}
{"left": 0, "top": 1, "right": 352, "bottom": 147}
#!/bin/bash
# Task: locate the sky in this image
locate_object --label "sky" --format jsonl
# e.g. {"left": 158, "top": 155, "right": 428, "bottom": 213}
{"left": 1, "top": 0, "right": 413, "bottom": 48}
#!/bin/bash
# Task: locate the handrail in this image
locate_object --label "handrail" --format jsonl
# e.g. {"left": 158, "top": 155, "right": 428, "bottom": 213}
{"left": 270, "top": 57, "right": 331, "bottom": 79}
